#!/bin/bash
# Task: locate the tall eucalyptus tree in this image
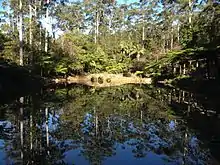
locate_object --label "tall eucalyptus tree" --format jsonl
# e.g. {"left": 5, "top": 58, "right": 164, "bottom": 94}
{"left": 18, "top": 0, "right": 23, "bottom": 65}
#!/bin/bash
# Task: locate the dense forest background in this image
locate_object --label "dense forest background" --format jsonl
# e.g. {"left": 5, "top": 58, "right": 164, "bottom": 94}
{"left": 0, "top": 0, "right": 219, "bottom": 78}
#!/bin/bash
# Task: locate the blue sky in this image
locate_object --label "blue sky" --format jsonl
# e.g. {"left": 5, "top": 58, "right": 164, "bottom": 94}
{"left": 118, "top": 0, "right": 137, "bottom": 4}
{"left": 0, "top": 0, "right": 138, "bottom": 11}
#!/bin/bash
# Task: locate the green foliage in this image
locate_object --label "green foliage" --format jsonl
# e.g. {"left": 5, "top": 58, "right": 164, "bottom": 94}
{"left": 55, "top": 63, "right": 68, "bottom": 75}
{"left": 179, "top": 24, "right": 193, "bottom": 47}
{"left": 0, "top": 0, "right": 219, "bottom": 79}
{"left": 145, "top": 46, "right": 220, "bottom": 82}
{"left": 106, "top": 57, "right": 131, "bottom": 73}
{"left": 0, "top": 31, "right": 6, "bottom": 51}
{"left": 120, "top": 41, "right": 145, "bottom": 59}
{"left": 180, "top": 3, "right": 220, "bottom": 48}
{"left": 135, "top": 71, "right": 144, "bottom": 76}
{"left": 37, "top": 32, "right": 136, "bottom": 75}
{"left": 0, "top": 36, "right": 19, "bottom": 63}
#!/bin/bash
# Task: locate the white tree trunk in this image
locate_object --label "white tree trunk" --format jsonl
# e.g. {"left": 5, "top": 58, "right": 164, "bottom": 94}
{"left": 45, "top": 4, "right": 49, "bottom": 52}
{"left": 142, "top": 4, "right": 145, "bottom": 44}
{"left": 171, "top": 27, "right": 173, "bottom": 50}
{"left": 95, "top": 114, "right": 98, "bottom": 136}
{"left": 163, "top": 34, "right": 166, "bottom": 53}
{"left": 140, "top": 110, "right": 143, "bottom": 123}
{"left": 29, "top": 2, "right": 33, "bottom": 65}
{"left": 19, "top": 0, "right": 23, "bottom": 66}
{"left": 34, "top": 0, "right": 37, "bottom": 17}
{"left": 183, "top": 64, "right": 186, "bottom": 75}
{"left": 177, "top": 22, "right": 180, "bottom": 43}
{"left": 45, "top": 108, "right": 49, "bottom": 148}
{"left": 30, "top": 113, "right": 33, "bottom": 150}
{"left": 29, "top": 2, "right": 32, "bottom": 46}
{"left": 189, "top": 0, "right": 192, "bottom": 28}
{"left": 20, "top": 97, "right": 24, "bottom": 160}
{"left": 142, "top": 26, "right": 145, "bottom": 42}
{"left": 40, "top": 24, "right": 42, "bottom": 50}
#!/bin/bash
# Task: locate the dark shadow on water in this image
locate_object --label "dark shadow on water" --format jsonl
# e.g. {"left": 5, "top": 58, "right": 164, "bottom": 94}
{"left": 0, "top": 58, "right": 43, "bottom": 104}
{"left": 154, "top": 82, "right": 220, "bottom": 163}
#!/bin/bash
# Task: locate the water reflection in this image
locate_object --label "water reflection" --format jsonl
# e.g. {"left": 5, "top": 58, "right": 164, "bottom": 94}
{"left": 0, "top": 84, "right": 217, "bottom": 165}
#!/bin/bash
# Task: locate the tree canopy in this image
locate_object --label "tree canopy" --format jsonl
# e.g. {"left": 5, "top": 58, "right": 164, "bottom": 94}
{"left": 0, "top": 0, "right": 219, "bottom": 77}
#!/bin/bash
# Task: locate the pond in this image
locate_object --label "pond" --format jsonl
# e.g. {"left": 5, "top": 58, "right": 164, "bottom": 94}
{"left": 0, "top": 84, "right": 219, "bottom": 165}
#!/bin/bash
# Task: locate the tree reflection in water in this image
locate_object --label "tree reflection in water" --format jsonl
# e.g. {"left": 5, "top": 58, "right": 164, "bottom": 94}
{"left": 0, "top": 84, "right": 215, "bottom": 165}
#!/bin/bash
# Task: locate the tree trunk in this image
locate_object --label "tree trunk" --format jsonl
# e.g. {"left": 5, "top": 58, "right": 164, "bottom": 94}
{"left": 45, "top": 1, "right": 49, "bottom": 52}
{"left": 142, "top": 26, "right": 145, "bottom": 44}
{"left": 45, "top": 107, "right": 49, "bottom": 154}
{"left": 183, "top": 63, "right": 186, "bottom": 75}
{"left": 196, "top": 61, "right": 199, "bottom": 68}
{"left": 34, "top": 0, "right": 37, "bottom": 17}
{"left": 173, "top": 64, "right": 176, "bottom": 75}
{"left": 163, "top": 34, "right": 166, "bottom": 54}
{"left": 183, "top": 128, "right": 188, "bottom": 165}
{"left": 177, "top": 22, "right": 180, "bottom": 43}
{"left": 19, "top": 0, "right": 23, "bottom": 66}
{"left": 40, "top": 24, "right": 42, "bottom": 50}
{"left": 94, "top": 29, "right": 97, "bottom": 44}
{"left": 10, "top": 15, "right": 15, "bottom": 33}
{"left": 171, "top": 27, "right": 173, "bottom": 50}
{"left": 140, "top": 110, "right": 143, "bottom": 123}
{"left": 165, "top": 34, "right": 169, "bottom": 52}
{"left": 188, "top": 0, "right": 192, "bottom": 28}
{"left": 182, "top": 91, "right": 185, "bottom": 101}
{"left": 142, "top": 10, "right": 145, "bottom": 47}
{"left": 169, "top": 92, "right": 172, "bottom": 104}
{"left": 29, "top": 1, "right": 33, "bottom": 65}
{"left": 95, "top": 11, "right": 99, "bottom": 44}
{"left": 137, "top": 53, "right": 140, "bottom": 61}
{"left": 20, "top": 97, "right": 24, "bottom": 160}
{"left": 189, "top": 61, "right": 191, "bottom": 72}
{"left": 29, "top": 2, "right": 32, "bottom": 46}
{"left": 141, "top": 3, "right": 145, "bottom": 47}
{"left": 122, "top": 8, "right": 125, "bottom": 39}
{"left": 30, "top": 112, "right": 33, "bottom": 150}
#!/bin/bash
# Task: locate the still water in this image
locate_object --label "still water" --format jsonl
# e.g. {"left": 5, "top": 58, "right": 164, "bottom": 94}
{"left": 0, "top": 84, "right": 219, "bottom": 165}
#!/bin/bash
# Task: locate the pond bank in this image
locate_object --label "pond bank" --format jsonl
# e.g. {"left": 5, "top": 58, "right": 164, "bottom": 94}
{"left": 52, "top": 73, "right": 152, "bottom": 87}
